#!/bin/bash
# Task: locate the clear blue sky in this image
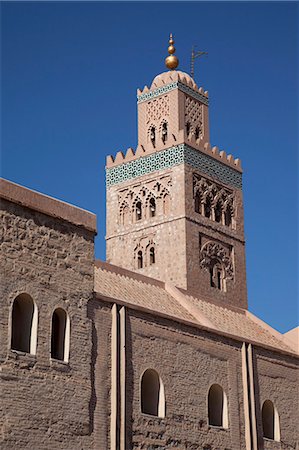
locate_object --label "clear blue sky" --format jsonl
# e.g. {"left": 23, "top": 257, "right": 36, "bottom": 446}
{"left": 1, "top": 2, "right": 298, "bottom": 333}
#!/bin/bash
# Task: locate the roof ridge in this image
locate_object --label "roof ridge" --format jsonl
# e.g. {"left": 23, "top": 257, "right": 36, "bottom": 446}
{"left": 165, "top": 283, "right": 217, "bottom": 330}
{"left": 245, "top": 310, "right": 297, "bottom": 354}
{"left": 94, "top": 260, "right": 165, "bottom": 288}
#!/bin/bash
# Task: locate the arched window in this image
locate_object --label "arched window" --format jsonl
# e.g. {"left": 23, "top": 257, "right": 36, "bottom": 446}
{"left": 262, "top": 400, "right": 280, "bottom": 441}
{"left": 224, "top": 205, "right": 233, "bottom": 227}
{"left": 194, "top": 192, "right": 202, "bottom": 214}
{"left": 195, "top": 126, "right": 200, "bottom": 140}
{"left": 135, "top": 201, "right": 142, "bottom": 221}
{"left": 204, "top": 196, "right": 212, "bottom": 218}
{"left": 150, "top": 126, "right": 156, "bottom": 146}
{"left": 149, "top": 198, "right": 156, "bottom": 218}
{"left": 122, "top": 204, "right": 130, "bottom": 226}
{"left": 11, "top": 293, "right": 38, "bottom": 355}
{"left": 51, "top": 308, "right": 70, "bottom": 362}
{"left": 161, "top": 122, "right": 168, "bottom": 144}
{"left": 214, "top": 200, "right": 223, "bottom": 223}
{"left": 149, "top": 247, "right": 155, "bottom": 265}
{"left": 208, "top": 384, "right": 228, "bottom": 428}
{"left": 163, "top": 194, "right": 170, "bottom": 215}
{"left": 186, "top": 121, "right": 191, "bottom": 136}
{"left": 209, "top": 260, "right": 225, "bottom": 291}
{"left": 141, "top": 369, "right": 165, "bottom": 418}
{"left": 137, "top": 251, "right": 143, "bottom": 269}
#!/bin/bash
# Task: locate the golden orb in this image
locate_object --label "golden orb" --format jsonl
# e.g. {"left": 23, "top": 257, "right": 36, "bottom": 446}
{"left": 165, "top": 33, "right": 179, "bottom": 70}
{"left": 165, "top": 55, "right": 179, "bottom": 70}
{"left": 168, "top": 45, "right": 175, "bottom": 54}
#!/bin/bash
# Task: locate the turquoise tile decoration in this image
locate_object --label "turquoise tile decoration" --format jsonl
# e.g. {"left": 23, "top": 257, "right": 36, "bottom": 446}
{"left": 106, "top": 144, "right": 242, "bottom": 189}
{"left": 137, "top": 81, "right": 209, "bottom": 106}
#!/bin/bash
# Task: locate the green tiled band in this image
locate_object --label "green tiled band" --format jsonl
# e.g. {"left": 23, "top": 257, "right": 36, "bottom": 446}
{"left": 106, "top": 145, "right": 242, "bottom": 189}
{"left": 137, "top": 81, "right": 209, "bottom": 107}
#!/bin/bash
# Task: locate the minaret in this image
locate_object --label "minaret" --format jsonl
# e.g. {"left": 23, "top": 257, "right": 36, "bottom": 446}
{"left": 105, "top": 35, "right": 247, "bottom": 309}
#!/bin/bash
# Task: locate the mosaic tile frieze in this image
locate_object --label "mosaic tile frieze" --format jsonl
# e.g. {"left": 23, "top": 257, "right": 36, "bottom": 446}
{"left": 106, "top": 144, "right": 242, "bottom": 189}
{"left": 137, "top": 81, "right": 209, "bottom": 107}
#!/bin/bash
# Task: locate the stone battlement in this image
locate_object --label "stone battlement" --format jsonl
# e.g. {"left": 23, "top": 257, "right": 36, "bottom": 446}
{"left": 106, "top": 141, "right": 242, "bottom": 172}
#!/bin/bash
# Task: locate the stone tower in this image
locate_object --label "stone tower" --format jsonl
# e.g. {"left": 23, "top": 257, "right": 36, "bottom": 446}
{"left": 106, "top": 37, "right": 247, "bottom": 309}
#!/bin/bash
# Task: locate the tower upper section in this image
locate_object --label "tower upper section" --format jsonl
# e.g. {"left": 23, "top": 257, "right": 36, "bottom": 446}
{"left": 137, "top": 69, "right": 210, "bottom": 153}
{"left": 105, "top": 35, "right": 247, "bottom": 309}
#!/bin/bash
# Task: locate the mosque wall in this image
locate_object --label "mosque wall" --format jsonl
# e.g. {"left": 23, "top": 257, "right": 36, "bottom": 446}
{"left": 0, "top": 184, "right": 96, "bottom": 450}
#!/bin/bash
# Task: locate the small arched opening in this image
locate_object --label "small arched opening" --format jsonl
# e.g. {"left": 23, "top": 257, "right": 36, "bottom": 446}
{"left": 208, "top": 384, "right": 228, "bottom": 428}
{"left": 149, "top": 198, "right": 156, "bottom": 218}
{"left": 163, "top": 194, "right": 170, "bottom": 215}
{"left": 137, "top": 251, "right": 143, "bottom": 269}
{"left": 209, "top": 260, "right": 225, "bottom": 291}
{"left": 204, "top": 196, "right": 212, "bottom": 219}
{"left": 149, "top": 247, "right": 155, "bottom": 265}
{"left": 141, "top": 369, "right": 165, "bottom": 417}
{"left": 262, "top": 400, "right": 280, "bottom": 441}
{"left": 224, "top": 205, "right": 233, "bottom": 227}
{"left": 150, "top": 126, "right": 156, "bottom": 147}
{"left": 135, "top": 201, "right": 142, "bottom": 221}
{"left": 195, "top": 125, "right": 201, "bottom": 140}
{"left": 161, "top": 122, "right": 168, "bottom": 144}
{"left": 11, "top": 293, "right": 38, "bottom": 355}
{"left": 214, "top": 200, "right": 223, "bottom": 223}
{"left": 186, "top": 121, "right": 191, "bottom": 136}
{"left": 194, "top": 192, "right": 202, "bottom": 214}
{"left": 51, "top": 308, "right": 70, "bottom": 362}
{"left": 121, "top": 204, "right": 130, "bottom": 226}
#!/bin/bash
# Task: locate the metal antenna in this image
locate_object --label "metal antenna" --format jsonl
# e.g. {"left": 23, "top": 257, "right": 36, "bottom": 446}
{"left": 191, "top": 45, "right": 208, "bottom": 79}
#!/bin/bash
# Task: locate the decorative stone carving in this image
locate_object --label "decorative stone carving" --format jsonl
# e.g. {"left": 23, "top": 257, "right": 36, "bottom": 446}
{"left": 146, "top": 95, "right": 169, "bottom": 123}
{"left": 199, "top": 241, "right": 234, "bottom": 280}
{"left": 193, "top": 173, "right": 235, "bottom": 226}
{"left": 106, "top": 144, "right": 242, "bottom": 189}
{"left": 117, "top": 176, "right": 172, "bottom": 225}
{"left": 185, "top": 95, "right": 203, "bottom": 136}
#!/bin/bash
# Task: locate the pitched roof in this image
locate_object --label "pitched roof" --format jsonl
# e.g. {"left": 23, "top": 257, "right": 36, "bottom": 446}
{"left": 94, "top": 261, "right": 296, "bottom": 356}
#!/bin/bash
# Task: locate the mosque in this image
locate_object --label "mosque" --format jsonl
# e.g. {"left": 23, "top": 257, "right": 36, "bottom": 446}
{"left": 1, "top": 35, "right": 298, "bottom": 450}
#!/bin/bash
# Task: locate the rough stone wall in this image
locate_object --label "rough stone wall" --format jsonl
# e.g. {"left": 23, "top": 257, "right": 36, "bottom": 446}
{"left": 184, "top": 164, "right": 248, "bottom": 308}
{"left": 254, "top": 347, "right": 299, "bottom": 449}
{"left": 126, "top": 310, "right": 247, "bottom": 450}
{"left": 106, "top": 165, "right": 189, "bottom": 289}
{"left": 0, "top": 198, "right": 95, "bottom": 450}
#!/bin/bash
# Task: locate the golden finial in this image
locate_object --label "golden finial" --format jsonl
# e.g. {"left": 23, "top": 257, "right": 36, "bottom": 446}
{"left": 165, "top": 33, "right": 179, "bottom": 70}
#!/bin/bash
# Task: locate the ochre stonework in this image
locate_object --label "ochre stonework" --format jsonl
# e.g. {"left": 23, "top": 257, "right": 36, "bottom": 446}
{"left": 1, "top": 64, "right": 298, "bottom": 450}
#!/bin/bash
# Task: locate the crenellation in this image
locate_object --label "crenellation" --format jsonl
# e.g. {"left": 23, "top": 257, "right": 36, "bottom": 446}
{"left": 106, "top": 143, "right": 242, "bottom": 171}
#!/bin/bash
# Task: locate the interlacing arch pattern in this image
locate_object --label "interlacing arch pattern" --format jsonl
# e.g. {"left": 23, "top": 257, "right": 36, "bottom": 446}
{"left": 146, "top": 95, "right": 170, "bottom": 123}
{"left": 193, "top": 174, "right": 235, "bottom": 228}
{"left": 185, "top": 95, "right": 203, "bottom": 138}
{"left": 199, "top": 241, "right": 234, "bottom": 290}
{"left": 118, "top": 184, "right": 171, "bottom": 226}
